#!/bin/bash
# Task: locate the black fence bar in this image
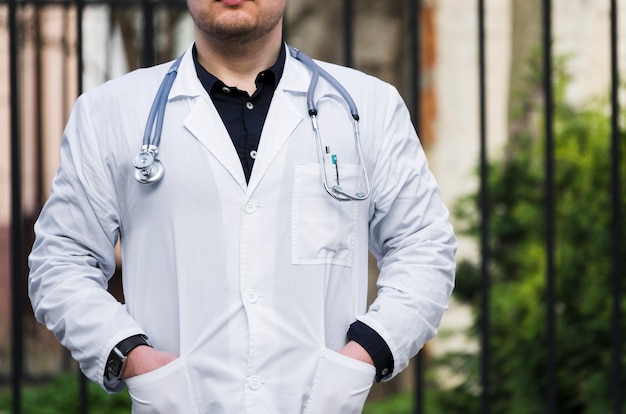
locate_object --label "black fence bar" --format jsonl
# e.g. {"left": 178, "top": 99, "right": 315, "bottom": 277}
{"left": 541, "top": 0, "right": 557, "bottom": 413}
{"left": 609, "top": 1, "right": 623, "bottom": 413}
{"left": 408, "top": 2, "right": 422, "bottom": 413}
{"left": 76, "top": 0, "right": 84, "bottom": 97}
{"left": 74, "top": 1, "right": 90, "bottom": 412}
{"left": 408, "top": 0, "right": 420, "bottom": 128}
{"left": 477, "top": 1, "right": 490, "bottom": 413}
{"left": 142, "top": 0, "right": 156, "bottom": 67}
{"left": 342, "top": 0, "right": 353, "bottom": 68}
{"left": 79, "top": 370, "right": 88, "bottom": 412}
{"left": 79, "top": 366, "right": 88, "bottom": 412}
{"left": 8, "top": 0, "right": 24, "bottom": 412}
{"left": 34, "top": 1, "right": 44, "bottom": 208}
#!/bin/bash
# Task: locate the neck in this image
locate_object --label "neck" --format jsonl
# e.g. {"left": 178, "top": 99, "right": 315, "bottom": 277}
{"left": 194, "top": 27, "right": 283, "bottom": 94}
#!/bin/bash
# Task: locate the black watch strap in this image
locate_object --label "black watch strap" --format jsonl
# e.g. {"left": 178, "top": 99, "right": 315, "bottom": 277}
{"left": 105, "top": 334, "right": 151, "bottom": 380}
{"left": 116, "top": 334, "right": 151, "bottom": 355}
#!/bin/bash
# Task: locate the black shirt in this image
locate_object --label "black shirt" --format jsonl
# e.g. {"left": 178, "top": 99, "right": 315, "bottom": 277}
{"left": 192, "top": 44, "right": 286, "bottom": 183}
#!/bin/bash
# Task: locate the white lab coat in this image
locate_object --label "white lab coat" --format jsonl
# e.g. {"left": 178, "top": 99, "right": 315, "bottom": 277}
{"left": 29, "top": 44, "right": 456, "bottom": 414}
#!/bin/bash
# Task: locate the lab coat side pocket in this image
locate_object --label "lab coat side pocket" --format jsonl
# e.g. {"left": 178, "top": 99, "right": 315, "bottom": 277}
{"left": 292, "top": 164, "right": 359, "bottom": 267}
{"left": 304, "top": 349, "right": 375, "bottom": 414}
{"left": 125, "top": 356, "right": 199, "bottom": 414}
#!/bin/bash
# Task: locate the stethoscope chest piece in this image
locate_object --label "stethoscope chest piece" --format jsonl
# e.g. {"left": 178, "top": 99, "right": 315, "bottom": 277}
{"left": 133, "top": 150, "right": 164, "bottom": 184}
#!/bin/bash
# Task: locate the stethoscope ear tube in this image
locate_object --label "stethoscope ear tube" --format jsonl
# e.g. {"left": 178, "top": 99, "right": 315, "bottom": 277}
{"left": 289, "top": 47, "right": 359, "bottom": 121}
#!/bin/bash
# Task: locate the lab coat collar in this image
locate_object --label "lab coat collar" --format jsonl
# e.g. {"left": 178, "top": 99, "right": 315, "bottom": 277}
{"left": 278, "top": 44, "right": 311, "bottom": 94}
{"left": 168, "top": 43, "right": 311, "bottom": 100}
{"left": 168, "top": 44, "right": 204, "bottom": 100}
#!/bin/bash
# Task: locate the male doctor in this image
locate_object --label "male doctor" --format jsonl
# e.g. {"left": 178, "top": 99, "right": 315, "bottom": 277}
{"left": 28, "top": 0, "right": 456, "bottom": 412}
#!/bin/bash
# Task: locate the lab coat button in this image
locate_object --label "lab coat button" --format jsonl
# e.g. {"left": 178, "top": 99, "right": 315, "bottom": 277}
{"left": 245, "top": 289, "right": 259, "bottom": 303}
{"left": 244, "top": 200, "right": 258, "bottom": 214}
{"left": 248, "top": 376, "right": 262, "bottom": 390}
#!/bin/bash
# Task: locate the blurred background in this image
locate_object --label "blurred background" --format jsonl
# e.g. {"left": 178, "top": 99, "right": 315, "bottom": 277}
{"left": 0, "top": 0, "right": 625, "bottom": 413}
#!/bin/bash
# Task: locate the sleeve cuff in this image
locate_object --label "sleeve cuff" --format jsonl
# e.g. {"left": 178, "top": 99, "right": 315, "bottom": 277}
{"left": 347, "top": 320, "right": 394, "bottom": 382}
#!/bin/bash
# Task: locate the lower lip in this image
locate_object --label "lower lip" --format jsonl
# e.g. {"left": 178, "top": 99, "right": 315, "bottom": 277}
{"left": 219, "top": 0, "right": 248, "bottom": 6}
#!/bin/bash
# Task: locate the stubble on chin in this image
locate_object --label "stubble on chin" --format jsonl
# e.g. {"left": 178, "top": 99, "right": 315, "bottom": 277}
{"left": 206, "top": 20, "right": 261, "bottom": 42}
{"left": 188, "top": 2, "right": 284, "bottom": 44}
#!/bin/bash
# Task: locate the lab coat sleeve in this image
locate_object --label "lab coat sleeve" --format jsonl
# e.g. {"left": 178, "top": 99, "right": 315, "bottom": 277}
{"left": 362, "top": 84, "right": 457, "bottom": 380}
{"left": 28, "top": 94, "right": 145, "bottom": 392}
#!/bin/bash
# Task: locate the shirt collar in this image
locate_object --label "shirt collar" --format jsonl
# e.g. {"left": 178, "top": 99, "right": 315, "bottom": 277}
{"left": 192, "top": 42, "right": 287, "bottom": 95}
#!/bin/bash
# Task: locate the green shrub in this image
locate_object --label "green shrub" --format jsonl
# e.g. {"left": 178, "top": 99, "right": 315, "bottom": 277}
{"left": 0, "top": 374, "right": 130, "bottom": 414}
{"left": 437, "top": 60, "right": 626, "bottom": 413}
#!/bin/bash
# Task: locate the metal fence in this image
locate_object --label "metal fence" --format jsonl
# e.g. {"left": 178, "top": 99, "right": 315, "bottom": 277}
{"left": 3, "top": 0, "right": 624, "bottom": 413}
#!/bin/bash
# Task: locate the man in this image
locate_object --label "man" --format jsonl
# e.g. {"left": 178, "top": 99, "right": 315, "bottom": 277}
{"left": 28, "top": 0, "right": 456, "bottom": 412}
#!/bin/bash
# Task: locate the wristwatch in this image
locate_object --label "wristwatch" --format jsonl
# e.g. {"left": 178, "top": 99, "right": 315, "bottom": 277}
{"left": 105, "top": 334, "right": 151, "bottom": 380}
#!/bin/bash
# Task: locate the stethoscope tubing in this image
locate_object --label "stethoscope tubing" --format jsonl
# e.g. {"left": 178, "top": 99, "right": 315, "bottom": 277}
{"left": 142, "top": 55, "right": 184, "bottom": 151}
{"left": 289, "top": 47, "right": 370, "bottom": 201}
{"left": 288, "top": 47, "right": 359, "bottom": 121}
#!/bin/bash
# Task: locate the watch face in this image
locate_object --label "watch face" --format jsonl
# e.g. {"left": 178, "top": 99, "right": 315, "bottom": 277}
{"left": 107, "top": 356, "right": 124, "bottom": 378}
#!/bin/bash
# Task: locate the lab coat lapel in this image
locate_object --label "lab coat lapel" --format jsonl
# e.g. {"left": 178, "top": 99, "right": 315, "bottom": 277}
{"left": 169, "top": 44, "right": 315, "bottom": 194}
{"left": 246, "top": 90, "right": 302, "bottom": 193}
{"left": 246, "top": 49, "right": 310, "bottom": 194}
{"left": 169, "top": 46, "right": 247, "bottom": 191}
{"left": 184, "top": 97, "right": 248, "bottom": 191}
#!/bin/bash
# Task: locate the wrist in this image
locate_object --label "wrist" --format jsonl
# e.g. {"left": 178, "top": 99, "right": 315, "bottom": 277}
{"left": 347, "top": 321, "right": 394, "bottom": 381}
{"left": 121, "top": 347, "right": 179, "bottom": 380}
{"left": 105, "top": 334, "right": 151, "bottom": 380}
{"left": 340, "top": 341, "right": 374, "bottom": 365}
{"left": 121, "top": 344, "right": 155, "bottom": 380}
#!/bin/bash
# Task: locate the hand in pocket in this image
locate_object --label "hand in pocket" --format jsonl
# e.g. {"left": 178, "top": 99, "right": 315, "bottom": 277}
{"left": 125, "top": 356, "right": 198, "bottom": 414}
{"left": 123, "top": 346, "right": 178, "bottom": 380}
{"left": 305, "top": 349, "right": 375, "bottom": 414}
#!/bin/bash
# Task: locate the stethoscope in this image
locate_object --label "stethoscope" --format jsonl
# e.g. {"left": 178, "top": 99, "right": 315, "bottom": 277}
{"left": 133, "top": 46, "right": 371, "bottom": 202}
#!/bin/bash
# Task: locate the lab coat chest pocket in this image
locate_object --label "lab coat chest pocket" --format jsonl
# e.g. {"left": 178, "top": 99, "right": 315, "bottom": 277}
{"left": 291, "top": 163, "right": 360, "bottom": 266}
